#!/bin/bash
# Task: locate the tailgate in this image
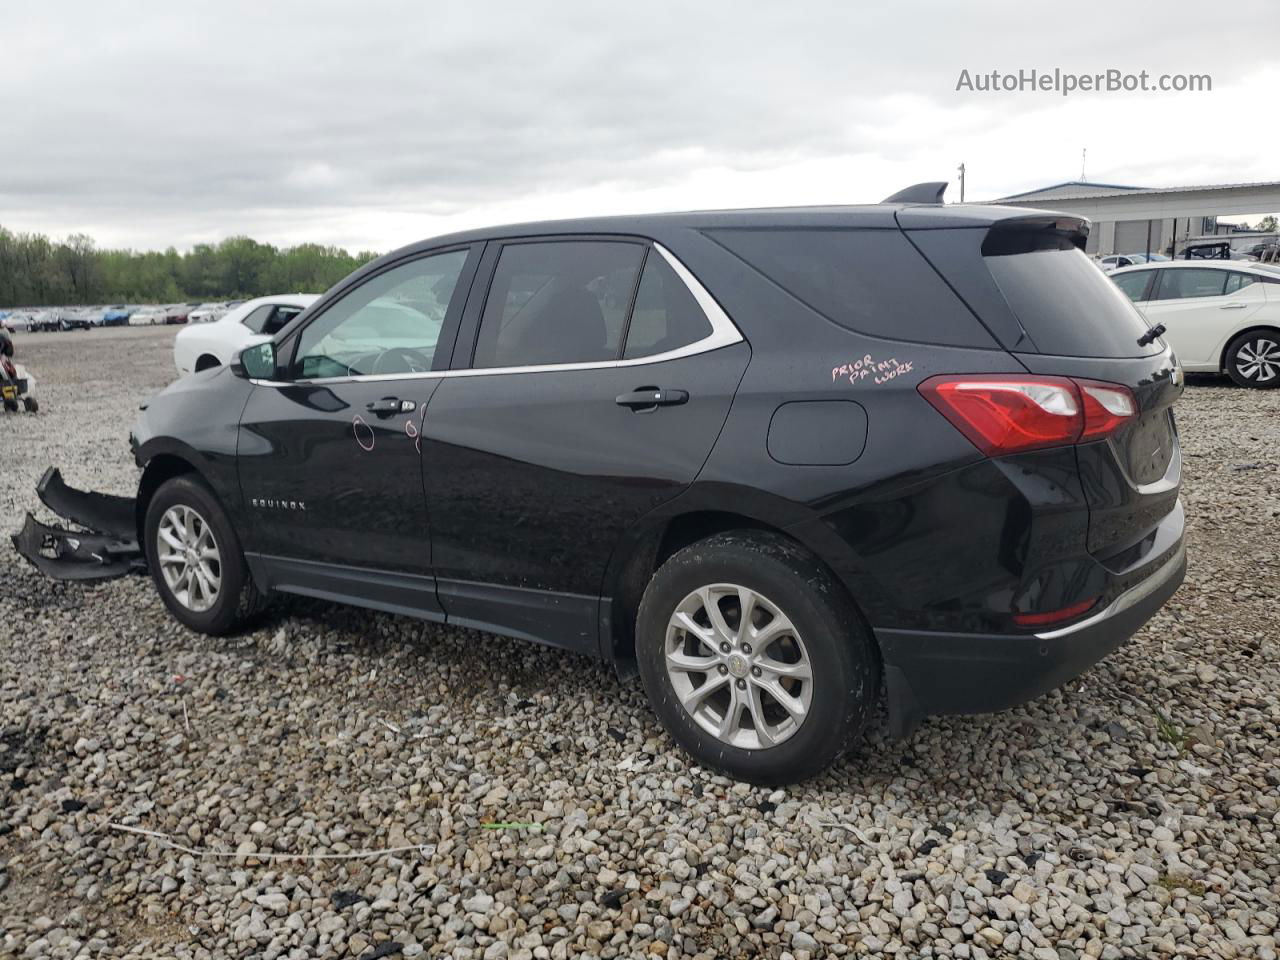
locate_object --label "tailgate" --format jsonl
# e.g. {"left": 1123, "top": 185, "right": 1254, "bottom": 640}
{"left": 1016, "top": 347, "right": 1182, "bottom": 557}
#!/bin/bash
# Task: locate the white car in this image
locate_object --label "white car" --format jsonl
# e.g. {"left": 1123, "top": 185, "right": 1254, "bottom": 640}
{"left": 174, "top": 294, "right": 319, "bottom": 375}
{"left": 187, "top": 302, "right": 227, "bottom": 324}
{"left": 1110, "top": 261, "right": 1280, "bottom": 388}
{"left": 1097, "top": 254, "right": 1143, "bottom": 273}
{"left": 129, "top": 306, "right": 169, "bottom": 326}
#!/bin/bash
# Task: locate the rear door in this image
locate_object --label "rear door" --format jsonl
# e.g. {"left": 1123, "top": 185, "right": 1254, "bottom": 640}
{"left": 419, "top": 237, "right": 748, "bottom": 653}
{"left": 1141, "top": 267, "right": 1265, "bottom": 366}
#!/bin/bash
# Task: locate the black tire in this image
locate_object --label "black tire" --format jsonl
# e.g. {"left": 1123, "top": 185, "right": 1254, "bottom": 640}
{"left": 636, "top": 530, "right": 879, "bottom": 785}
{"left": 145, "top": 475, "right": 266, "bottom": 635}
{"left": 2, "top": 398, "right": 17, "bottom": 413}
{"left": 22, "top": 396, "right": 37, "bottom": 413}
{"left": 1224, "top": 329, "right": 1280, "bottom": 389}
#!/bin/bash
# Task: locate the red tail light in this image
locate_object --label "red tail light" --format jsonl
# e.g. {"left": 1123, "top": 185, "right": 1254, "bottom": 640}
{"left": 1076, "top": 379, "right": 1139, "bottom": 440}
{"left": 1012, "top": 596, "right": 1099, "bottom": 627}
{"left": 918, "top": 375, "right": 1137, "bottom": 456}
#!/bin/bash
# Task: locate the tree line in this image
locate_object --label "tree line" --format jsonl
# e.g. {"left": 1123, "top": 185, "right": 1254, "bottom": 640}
{"left": 0, "top": 225, "right": 381, "bottom": 307}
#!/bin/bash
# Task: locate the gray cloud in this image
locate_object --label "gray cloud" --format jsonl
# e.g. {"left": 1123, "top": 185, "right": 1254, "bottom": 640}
{"left": 2, "top": 0, "right": 1275, "bottom": 249}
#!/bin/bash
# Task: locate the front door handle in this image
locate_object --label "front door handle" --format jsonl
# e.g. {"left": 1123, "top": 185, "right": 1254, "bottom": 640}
{"left": 367, "top": 397, "right": 416, "bottom": 417}
{"left": 616, "top": 387, "right": 689, "bottom": 410}
{"left": 1221, "top": 303, "right": 1248, "bottom": 309}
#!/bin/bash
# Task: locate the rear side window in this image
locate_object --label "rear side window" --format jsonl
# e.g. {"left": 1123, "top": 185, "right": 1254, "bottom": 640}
{"left": 474, "top": 241, "right": 645, "bottom": 368}
{"left": 263, "top": 305, "right": 303, "bottom": 335}
{"left": 1224, "top": 272, "right": 1258, "bottom": 295}
{"left": 984, "top": 244, "right": 1160, "bottom": 357}
{"left": 707, "top": 228, "right": 993, "bottom": 347}
{"left": 240, "top": 305, "right": 274, "bottom": 333}
{"left": 1152, "top": 268, "right": 1227, "bottom": 300}
{"left": 623, "top": 252, "right": 712, "bottom": 359}
{"left": 243, "top": 304, "right": 304, "bottom": 335}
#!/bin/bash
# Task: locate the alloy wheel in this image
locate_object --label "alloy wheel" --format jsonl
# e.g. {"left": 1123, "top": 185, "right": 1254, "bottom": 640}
{"left": 1235, "top": 337, "right": 1280, "bottom": 383}
{"left": 156, "top": 504, "right": 222, "bottom": 612}
{"left": 663, "top": 583, "right": 813, "bottom": 750}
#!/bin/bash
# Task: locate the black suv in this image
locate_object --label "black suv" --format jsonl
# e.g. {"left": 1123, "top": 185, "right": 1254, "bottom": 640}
{"left": 28, "top": 194, "right": 1188, "bottom": 783}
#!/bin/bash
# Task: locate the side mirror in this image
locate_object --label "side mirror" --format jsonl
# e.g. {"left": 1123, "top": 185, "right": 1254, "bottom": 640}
{"left": 231, "top": 342, "right": 276, "bottom": 380}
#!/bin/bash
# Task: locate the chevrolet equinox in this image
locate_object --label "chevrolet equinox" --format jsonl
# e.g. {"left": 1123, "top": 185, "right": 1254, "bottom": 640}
{"left": 18, "top": 187, "right": 1187, "bottom": 784}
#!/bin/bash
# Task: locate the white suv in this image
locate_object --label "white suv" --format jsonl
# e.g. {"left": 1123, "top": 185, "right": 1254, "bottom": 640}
{"left": 1111, "top": 261, "right": 1280, "bottom": 388}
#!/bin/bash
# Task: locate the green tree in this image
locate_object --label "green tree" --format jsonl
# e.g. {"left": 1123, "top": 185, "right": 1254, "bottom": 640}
{"left": 0, "top": 225, "right": 380, "bottom": 307}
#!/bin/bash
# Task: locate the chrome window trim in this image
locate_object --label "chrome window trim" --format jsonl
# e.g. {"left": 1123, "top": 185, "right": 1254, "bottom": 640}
{"left": 252, "top": 243, "right": 743, "bottom": 387}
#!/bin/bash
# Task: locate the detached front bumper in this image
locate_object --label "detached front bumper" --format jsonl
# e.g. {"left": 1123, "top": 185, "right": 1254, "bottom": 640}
{"left": 10, "top": 467, "right": 144, "bottom": 581}
{"left": 878, "top": 519, "right": 1186, "bottom": 738}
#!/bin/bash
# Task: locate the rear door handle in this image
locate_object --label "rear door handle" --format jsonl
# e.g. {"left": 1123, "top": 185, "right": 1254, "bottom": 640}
{"left": 1220, "top": 303, "right": 1248, "bottom": 309}
{"left": 367, "top": 397, "right": 416, "bottom": 417}
{"left": 615, "top": 387, "right": 689, "bottom": 410}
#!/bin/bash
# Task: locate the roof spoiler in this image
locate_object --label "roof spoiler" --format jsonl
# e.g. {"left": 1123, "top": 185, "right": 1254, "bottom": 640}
{"left": 882, "top": 182, "right": 948, "bottom": 204}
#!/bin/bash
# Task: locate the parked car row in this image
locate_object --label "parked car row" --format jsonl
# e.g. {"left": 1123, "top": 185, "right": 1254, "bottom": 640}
{"left": 0, "top": 300, "right": 246, "bottom": 332}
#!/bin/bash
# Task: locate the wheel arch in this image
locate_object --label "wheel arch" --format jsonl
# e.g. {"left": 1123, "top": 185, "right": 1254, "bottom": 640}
{"left": 602, "top": 499, "right": 880, "bottom": 678}
{"left": 135, "top": 450, "right": 207, "bottom": 545}
{"left": 1219, "top": 324, "right": 1280, "bottom": 373}
{"left": 194, "top": 353, "right": 222, "bottom": 371}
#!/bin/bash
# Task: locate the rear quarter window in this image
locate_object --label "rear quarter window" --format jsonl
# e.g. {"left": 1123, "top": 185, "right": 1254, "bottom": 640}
{"left": 706, "top": 228, "right": 996, "bottom": 348}
{"left": 984, "top": 244, "right": 1161, "bottom": 357}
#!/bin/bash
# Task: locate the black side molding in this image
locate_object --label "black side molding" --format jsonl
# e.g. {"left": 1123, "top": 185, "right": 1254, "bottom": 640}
{"left": 882, "top": 181, "right": 948, "bottom": 205}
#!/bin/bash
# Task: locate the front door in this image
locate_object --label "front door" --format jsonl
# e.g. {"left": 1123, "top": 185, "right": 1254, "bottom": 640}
{"left": 236, "top": 246, "right": 477, "bottom": 609}
{"left": 419, "top": 238, "right": 749, "bottom": 653}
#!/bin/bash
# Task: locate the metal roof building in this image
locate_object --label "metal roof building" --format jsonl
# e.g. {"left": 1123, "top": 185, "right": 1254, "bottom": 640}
{"left": 986, "top": 180, "right": 1280, "bottom": 257}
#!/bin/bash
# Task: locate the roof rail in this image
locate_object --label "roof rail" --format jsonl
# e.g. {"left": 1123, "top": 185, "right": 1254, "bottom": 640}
{"left": 881, "top": 182, "right": 948, "bottom": 204}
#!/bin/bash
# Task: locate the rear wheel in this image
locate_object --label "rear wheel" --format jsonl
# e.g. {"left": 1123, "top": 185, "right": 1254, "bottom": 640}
{"left": 22, "top": 396, "right": 37, "bottom": 413}
{"left": 636, "top": 531, "right": 879, "bottom": 784}
{"left": 1225, "top": 330, "right": 1280, "bottom": 388}
{"left": 145, "top": 475, "right": 265, "bottom": 634}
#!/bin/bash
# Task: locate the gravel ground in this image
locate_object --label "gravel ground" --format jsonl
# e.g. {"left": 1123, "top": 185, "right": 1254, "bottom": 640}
{"left": 1, "top": 326, "right": 1277, "bottom": 960}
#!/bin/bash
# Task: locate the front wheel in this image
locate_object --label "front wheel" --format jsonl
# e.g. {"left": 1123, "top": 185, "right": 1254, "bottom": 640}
{"left": 22, "top": 396, "right": 37, "bottom": 413}
{"left": 1225, "top": 330, "right": 1280, "bottom": 388}
{"left": 145, "top": 475, "right": 265, "bottom": 635}
{"left": 636, "top": 531, "right": 879, "bottom": 785}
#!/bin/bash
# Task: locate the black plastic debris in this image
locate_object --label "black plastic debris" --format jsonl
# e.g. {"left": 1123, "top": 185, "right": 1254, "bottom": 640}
{"left": 10, "top": 467, "right": 144, "bottom": 581}
{"left": 37, "top": 466, "right": 136, "bottom": 539}
{"left": 331, "top": 890, "right": 366, "bottom": 910}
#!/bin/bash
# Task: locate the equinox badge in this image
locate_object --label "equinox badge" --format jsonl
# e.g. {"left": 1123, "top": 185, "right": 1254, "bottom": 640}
{"left": 251, "top": 498, "right": 307, "bottom": 511}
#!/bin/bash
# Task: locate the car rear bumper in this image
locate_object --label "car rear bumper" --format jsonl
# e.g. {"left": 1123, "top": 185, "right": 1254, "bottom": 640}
{"left": 877, "top": 531, "right": 1186, "bottom": 738}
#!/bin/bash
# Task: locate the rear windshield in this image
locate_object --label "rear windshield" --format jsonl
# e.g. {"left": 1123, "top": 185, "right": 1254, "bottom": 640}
{"left": 984, "top": 244, "right": 1160, "bottom": 357}
{"left": 707, "top": 228, "right": 995, "bottom": 348}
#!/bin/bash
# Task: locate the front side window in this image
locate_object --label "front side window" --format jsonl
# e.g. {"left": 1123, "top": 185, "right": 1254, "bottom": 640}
{"left": 1113, "top": 270, "right": 1154, "bottom": 302}
{"left": 473, "top": 241, "right": 645, "bottom": 368}
{"left": 293, "top": 250, "right": 468, "bottom": 379}
{"left": 1152, "top": 268, "right": 1228, "bottom": 301}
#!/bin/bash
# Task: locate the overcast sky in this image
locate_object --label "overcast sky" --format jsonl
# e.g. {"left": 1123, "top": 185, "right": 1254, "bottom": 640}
{"left": 2, "top": 1, "right": 1276, "bottom": 252}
